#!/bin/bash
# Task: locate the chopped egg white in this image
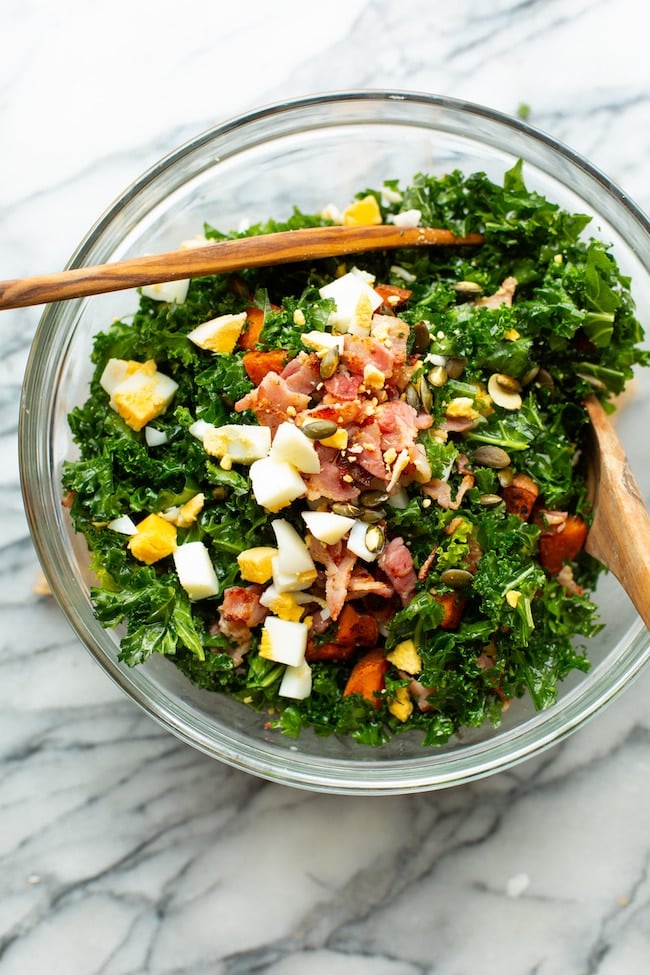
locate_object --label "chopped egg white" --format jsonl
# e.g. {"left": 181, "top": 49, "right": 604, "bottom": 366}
{"left": 319, "top": 268, "right": 382, "bottom": 330}
{"left": 271, "top": 519, "right": 318, "bottom": 588}
{"left": 249, "top": 457, "right": 307, "bottom": 511}
{"left": 269, "top": 421, "right": 321, "bottom": 474}
{"left": 389, "top": 208, "right": 422, "bottom": 228}
{"left": 173, "top": 541, "right": 219, "bottom": 600}
{"left": 301, "top": 510, "right": 355, "bottom": 544}
{"left": 145, "top": 426, "right": 168, "bottom": 447}
{"left": 259, "top": 616, "right": 308, "bottom": 667}
{"left": 107, "top": 515, "right": 137, "bottom": 535}
{"left": 279, "top": 659, "right": 313, "bottom": 699}
{"left": 300, "top": 330, "right": 344, "bottom": 355}
{"left": 346, "top": 519, "right": 382, "bottom": 562}
{"left": 141, "top": 278, "right": 189, "bottom": 304}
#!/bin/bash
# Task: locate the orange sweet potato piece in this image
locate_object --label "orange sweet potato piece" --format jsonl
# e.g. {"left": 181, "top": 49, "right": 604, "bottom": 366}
{"left": 238, "top": 304, "right": 281, "bottom": 351}
{"left": 306, "top": 605, "right": 379, "bottom": 663}
{"left": 502, "top": 472, "right": 540, "bottom": 521}
{"left": 238, "top": 306, "right": 265, "bottom": 351}
{"left": 538, "top": 514, "right": 588, "bottom": 575}
{"left": 343, "top": 648, "right": 389, "bottom": 708}
{"left": 434, "top": 591, "right": 467, "bottom": 630}
{"left": 242, "top": 349, "right": 290, "bottom": 385}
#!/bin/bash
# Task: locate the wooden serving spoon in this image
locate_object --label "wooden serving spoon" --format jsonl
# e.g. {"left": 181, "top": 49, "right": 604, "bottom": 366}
{"left": 584, "top": 395, "right": 650, "bottom": 628}
{"left": 0, "top": 224, "right": 483, "bottom": 310}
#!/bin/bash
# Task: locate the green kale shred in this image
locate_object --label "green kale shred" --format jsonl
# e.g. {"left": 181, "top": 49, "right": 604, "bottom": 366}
{"left": 61, "top": 161, "right": 647, "bottom": 747}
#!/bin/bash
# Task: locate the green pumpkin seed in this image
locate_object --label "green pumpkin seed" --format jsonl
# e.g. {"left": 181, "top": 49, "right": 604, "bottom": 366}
{"left": 331, "top": 502, "right": 364, "bottom": 518}
{"left": 358, "top": 489, "right": 389, "bottom": 508}
{"left": 428, "top": 364, "right": 448, "bottom": 388}
{"left": 301, "top": 419, "right": 339, "bottom": 440}
{"left": 418, "top": 375, "right": 433, "bottom": 413}
{"left": 471, "top": 445, "right": 512, "bottom": 469}
{"left": 453, "top": 280, "right": 483, "bottom": 299}
{"left": 445, "top": 356, "right": 467, "bottom": 380}
{"left": 405, "top": 383, "right": 421, "bottom": 410}
{"left": 440, "top": 568, "right": 473, "bottom": 589}
{"left": 412, "top": 320, "right": 431, "bottom": 354}
{"left": 319, "top": 346, "right": 340, "bottom": 379}
{"left": 478, "top": 493, "right": 504, "bottom": 507}
{"left": 360, "top": 508, "right": 386, "bottom": 523}
{"left": 365, "top": 524, "right": 385, "bottom": 554}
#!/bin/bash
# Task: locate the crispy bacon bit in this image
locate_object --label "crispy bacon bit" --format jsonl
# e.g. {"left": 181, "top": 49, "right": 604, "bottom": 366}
{"left": 346, "top": 566, "right": 394, "bottom": 600}
{"left": 281, "top": 352, "right": 322, "bottom": 396}
{"left": 342, "top": 333, "right": 395, "bottom": 378}
{"left": 214, "top": 584, "right": 268, "bottom": 664}
{"left": 235, "top": 371, "right": 310, "bottom": 433}
{"left": 303, "top": 444, "right": 361, "bottom": 502}
{"left": 323, "top": 368, "right": 363, "bottom": 401}
{"left": 434, "top": 591, "right": 467, "bottom": 630}
{"left": 378, "top": 537, "right": 417, "bottom": 606}
{"left": 475, "top": 276, "right": 517, "bottom": 309}
{"left": 422, "top": 471, "right": 475, "bottom": 510}
{"left": 306, "top": 537, "right": 357, "bottom": 621}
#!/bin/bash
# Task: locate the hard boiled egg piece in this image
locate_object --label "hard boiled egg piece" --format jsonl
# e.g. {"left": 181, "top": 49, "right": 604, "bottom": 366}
{"left": 249, "top": 457, "right": 306, "bottom": 511}
{"left": 279, "top": 659, "right": 313, "bottom": 699}
{"left": 259, "top": 616, "right": 308, "bottom": 666}
{"left": 301, "top": 510, "right": 355, "bottom": 544}
{"left": 107, "top": 514, "right": 137, "bottom": 535}
{"left": 173, "top": 541, "right": 219, "bottom": 600}
{"left": 319, "top": 268, "right": 382, "bottom": 330}
{"left": 187, "top": 312, "right": 247, "bottom": 354}
{"left": 270, "top": 421, "right": 320, "bottom": 474}
{"left": 271, "top": 519, "right": 318, "bottom": 587}
{"left": 141, "top": 278, "right": 190, "bottom": 304}
{"left": 203, "top": 424, "right": 271, "bottom": 464}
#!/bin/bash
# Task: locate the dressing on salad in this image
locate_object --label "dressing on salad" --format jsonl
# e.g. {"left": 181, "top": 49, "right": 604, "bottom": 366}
{"left": 62, "top": 161, "right": 648, "bottom": 746}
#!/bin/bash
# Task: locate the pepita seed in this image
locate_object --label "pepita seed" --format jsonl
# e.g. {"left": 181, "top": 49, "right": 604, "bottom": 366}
{"left": 359, "top": 489, "right": 389, "bottom": 508}
{"left": 471, "top": 445, "right": 512, "bottom": 469}
{"left": 418, "top": 375, "right": 433, "bottom": 413}
{"left": 577, "top": 372, "right": 608, "bottom": 392}
{"left": 412, "top": 320, "right": 431, "bottom": 354}
{"left": 453, "top": 280, "right": 483, "bottom": 298}
{"left": 445, "top": 356, "right": 467, "bottom": 380}
{"left": 478, "top": 493, "right": 504, "bottom": 507}
{"left": 365, "top": 524, "right": 386, "bottom": 554}
{"left": 301, "top": 419, "right": 339, "bottom": 440}
{"left": 319, "top": 346, "right": 340, "bottom": 379}
{"left": 331, "top": 502, "right": 364, "bottom": 518}
{"left": 487, "top": 373, "right": 522, "bottom": 410}
{"left": 405, "top": 383, "right": 421, "bottom": 410}
{"left": 360, "top": 508, "right": 386, "bottom": 523}
{"left": 440, "top": 568, "right": 473, "bottom": 589}
{"left": 521, "top": 364, "right": 540, "bottom": 386}
{"left": 428, "top": 364, "right": 448, "bottom": 387}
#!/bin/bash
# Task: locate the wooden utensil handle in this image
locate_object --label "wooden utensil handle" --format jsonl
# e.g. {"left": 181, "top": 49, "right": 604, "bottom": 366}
{"left": 0, "top": 225, "right": 483, "bottom": 310}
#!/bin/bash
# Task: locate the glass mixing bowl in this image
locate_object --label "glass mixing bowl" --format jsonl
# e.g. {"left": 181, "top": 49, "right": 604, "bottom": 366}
{"left": 19, "top": 91, "right": 650, "bottom": 795}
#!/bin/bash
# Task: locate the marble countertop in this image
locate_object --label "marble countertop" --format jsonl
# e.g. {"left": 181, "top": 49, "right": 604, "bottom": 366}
{"left": 3, "top": 1, "right": 650, "bottom": 972}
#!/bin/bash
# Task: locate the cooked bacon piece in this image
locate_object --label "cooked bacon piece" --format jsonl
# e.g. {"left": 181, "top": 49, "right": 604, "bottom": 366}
{"left": 342, "top": 333, "right": 395, "bottom": 379}
{"left": 346, "top": 565, "right": 394, "bottom": 600}
{"left": 281, "top": 352, "right": 322, "bottom": 396}
{"left": 323, "top": 367, "right": 363, "bottom": 401}
{"left": 347, "top": 420, "right": 387, "bottom": 480}
{"left": 235, "top": 371, "right": 310, "bottom": 433}
{"left": 370, "top": 314, "right": 410, "bottom": 368}
{"left": 213, "top": 584, "right": 268, "bottom": 663}
{"left": 422, "top": 471, "right": 475, "bottom": 510}
{"left": 475, "top": 276, "right": 517, "bottom": 309}
{"left": 375, "top": 400, "right": 432, "bottom": 484}
{"left": 407, "top": 678, "right": 435, "bottom": 712}
{"left": 378, "top": 537, "right": 417, "bottom": 606}
{"left": 303, "top": 444, "right": 360, "bottom": 502}
{"left": 556, "top": 564, "right": 585, "bottom": 595}
{"left": 418, "top": 545, "right": 438, "bottom": 582}
{"left": 502, "top": 472, "right": 539, "bottom": 521}
{"left": 306, "top": 536, "right": 357, "bottom": 621}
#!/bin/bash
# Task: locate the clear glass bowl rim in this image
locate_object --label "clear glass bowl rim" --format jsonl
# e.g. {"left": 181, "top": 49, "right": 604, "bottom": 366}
{"left": 19, "top": 89, "right": 650, "bottom": 795}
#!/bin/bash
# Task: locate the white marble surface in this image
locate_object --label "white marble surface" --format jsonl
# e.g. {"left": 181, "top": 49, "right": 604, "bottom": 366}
{"left": 3, "top": 1, "right": 650, "bottom": 972}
